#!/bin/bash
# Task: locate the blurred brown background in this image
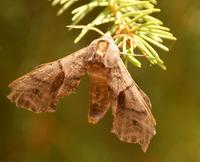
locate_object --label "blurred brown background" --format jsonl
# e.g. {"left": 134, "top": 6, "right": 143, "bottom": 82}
{"left": 0, "top": 0, "right": 200, "bottom": 162}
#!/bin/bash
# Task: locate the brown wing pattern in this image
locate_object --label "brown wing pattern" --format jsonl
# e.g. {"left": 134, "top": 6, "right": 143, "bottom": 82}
{"left": 111, "top": 86, "right": 156, "bottom": 152}
{"left": 104, "top": 42, "right": 156, "bottom": 152}
{"left": 7, "top": 47, "right": 88, "bottom": 113}
{"left": 7, "top": 61, "right": 64, "bottom": 113}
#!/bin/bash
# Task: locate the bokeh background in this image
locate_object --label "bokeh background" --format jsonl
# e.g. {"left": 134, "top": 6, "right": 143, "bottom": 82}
{"left": 1, "top": 0, "right": 200, "bottom": 162}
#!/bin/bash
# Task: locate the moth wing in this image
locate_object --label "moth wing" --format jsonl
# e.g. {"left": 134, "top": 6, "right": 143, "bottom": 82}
{"left": 106, "top": 53, "right": 156, "bottom": 152}
{"left": 8, "top": 48, "right": 88, "bottom": 113}
{"left": 8, "top": 61, "right": 64, "bottom": 113}
{"left": 111, "top": 86, "right": 156, "bottom": 152}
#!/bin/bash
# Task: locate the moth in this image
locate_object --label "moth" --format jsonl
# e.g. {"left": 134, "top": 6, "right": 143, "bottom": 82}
{"left": 7, "top": 37, "right": 156, "bottom": 152}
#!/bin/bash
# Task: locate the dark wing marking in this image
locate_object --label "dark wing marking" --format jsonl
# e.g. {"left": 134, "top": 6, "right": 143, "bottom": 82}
{"left": 56, "top": 47, "right": 88, "bottom": 98}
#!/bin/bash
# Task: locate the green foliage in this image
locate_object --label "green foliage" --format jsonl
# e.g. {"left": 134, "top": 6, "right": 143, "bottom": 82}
{"left": 50, "top": 0, "right": 176, "bottom": 69}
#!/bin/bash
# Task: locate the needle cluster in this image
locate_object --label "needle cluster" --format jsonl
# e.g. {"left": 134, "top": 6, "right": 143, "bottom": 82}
{"left": 50, "top": 0, "right": 176, "bottom": 69}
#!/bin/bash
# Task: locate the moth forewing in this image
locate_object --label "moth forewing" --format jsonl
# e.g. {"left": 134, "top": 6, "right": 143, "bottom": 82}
{"left": 7, "top": 61, "right": 65, "bottom": 113}
{"left": 101, "top": 39, "right": 156, "bottom": 152}
{"left": 7, "top": 46, "right": 90, "bottom": 113}
{"left": 56, "top": 47, "right": 89, "bottom": 97}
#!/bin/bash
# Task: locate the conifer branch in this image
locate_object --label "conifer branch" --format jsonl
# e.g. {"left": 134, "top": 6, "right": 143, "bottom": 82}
{"left": 50, "top": 0, "right": 176, "bottom": 69}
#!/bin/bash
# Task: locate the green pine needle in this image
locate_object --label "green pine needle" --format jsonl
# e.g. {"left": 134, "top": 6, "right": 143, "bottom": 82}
{"left": 50, "top": 0, "right": 176, "bottom": 69}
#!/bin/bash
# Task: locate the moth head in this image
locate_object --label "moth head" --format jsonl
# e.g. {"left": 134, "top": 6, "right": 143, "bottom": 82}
{"left": 88, "top": 36, "right": 120, "bottom": 67}
{"left": 89, "top": 36, "right": 120, "bottom": 56}
{"left": 96, "top": 40, "right": 109, "bottom": 57}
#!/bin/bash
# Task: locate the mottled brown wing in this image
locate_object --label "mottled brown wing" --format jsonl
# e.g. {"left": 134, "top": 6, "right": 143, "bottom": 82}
{"left": 105, "top": 48, "right": 156, "bottom": 152}
{"left": 111, "top": 86, "right": 156, "bottom": 152}
{"left": 7, "top": 47, "right": 88, "bottom": 113}
{"left": 7, "top": 61, "right": 65, "bottom": 113}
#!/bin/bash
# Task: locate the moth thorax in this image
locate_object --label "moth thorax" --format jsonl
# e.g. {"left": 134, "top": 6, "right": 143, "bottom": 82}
{"left": 87, "top": 63, "right": 108, "bottom": 81}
